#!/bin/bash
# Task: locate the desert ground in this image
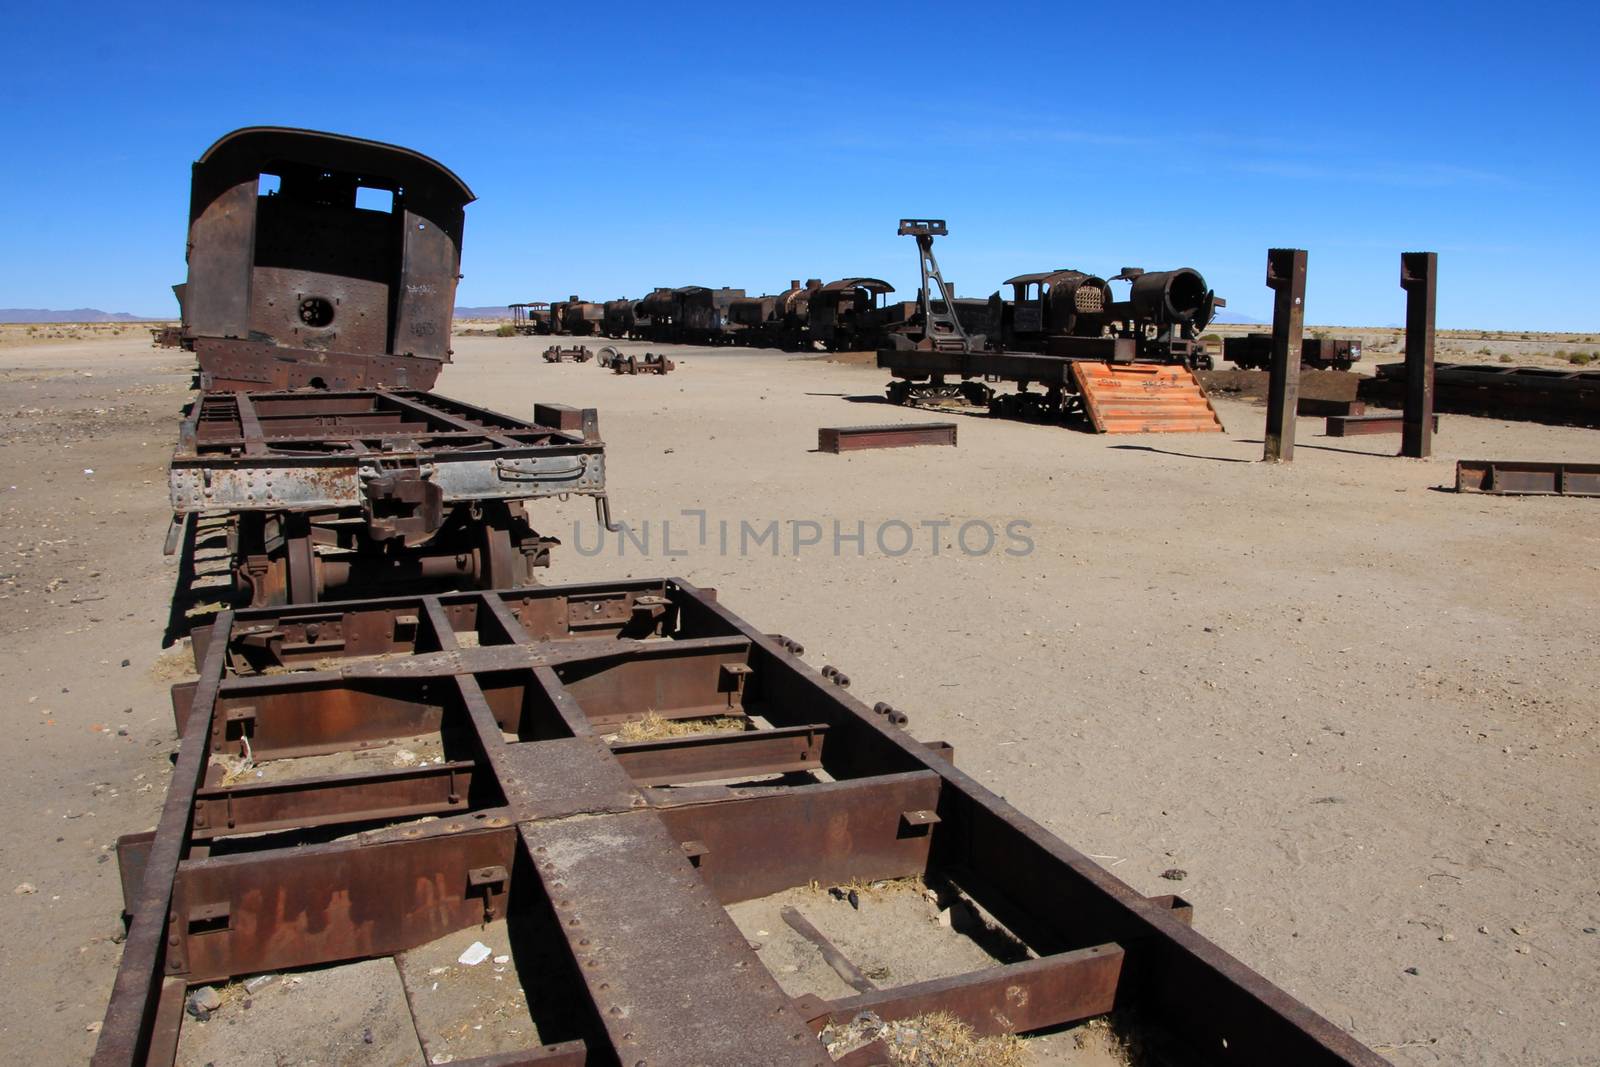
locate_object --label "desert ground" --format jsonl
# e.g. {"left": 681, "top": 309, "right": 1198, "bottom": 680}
{"left": 0, "top": 325, "right": 1596, "bottom": 1065}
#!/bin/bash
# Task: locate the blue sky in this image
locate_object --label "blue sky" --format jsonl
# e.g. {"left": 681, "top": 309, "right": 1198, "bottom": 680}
{"left": 1, "top": 2, "right": 1596, "bottom": 329}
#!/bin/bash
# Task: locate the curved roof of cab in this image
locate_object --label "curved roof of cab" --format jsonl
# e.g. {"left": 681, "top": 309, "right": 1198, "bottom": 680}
{"left": 818, "top": 277, "right": 894, "bottom": 294}
{"left": 194, "top": 126, "right": 475, "bottom": 205}
{"left": 1003, "top": 269, "right": 1096, "bottom": 287}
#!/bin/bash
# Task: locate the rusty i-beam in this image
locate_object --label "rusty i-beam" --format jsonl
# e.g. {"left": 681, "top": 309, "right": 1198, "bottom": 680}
{"left": 96, "top": 578, "right": 1388, "bottom": 1066}
{"left": 1400, "top": 251, "right": 1438, "bottom": 458}
{"left": 1262, "top": 248, "right": 1308, "bottom": 462}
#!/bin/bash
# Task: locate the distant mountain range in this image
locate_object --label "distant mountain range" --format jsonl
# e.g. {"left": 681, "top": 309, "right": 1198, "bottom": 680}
{"left": 0, "top": 308, "right": 166, "bottom": 323}
{"left": 1212, "top": 310, "right": 1265, "bottom": 325}
{"left": 455, "top": 306, "right": 515, "bottom": 319}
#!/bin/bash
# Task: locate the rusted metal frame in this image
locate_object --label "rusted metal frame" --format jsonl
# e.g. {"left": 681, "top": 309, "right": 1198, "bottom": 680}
{"left": 379, "top": 389, "right": 557, "bottom": 441}
{"left": 551, "top": 638, "right": 758, "bottom": 728}
{"left": 216, "top": 582, "right": 679, "bottom": 668}
{"left": 879, "top": 346, "right": 1081, "bottom": 386}
{"left": 516, "top": 814, "right": 829, "bottom": 1064}
{"left": 447, "top": 1045, "right": 589, "bottom": 1067}
{"left": 1263, "top": 248, "right": 1307, "bottom": 462}
{"left": 189, "top": 761, "right": 479, "bottom": 840}
{"left": 94, "top": 611, "right": 233, "bottom": 1066}
{"left": 194, "top": 417, "right": 428, "bottom": 442}
{"left": 209, "top": 675, "right": 454, "bottom": 760}
{"left": 802, "top": 942, "right": 1126, "bottom": 1038}
{"left": 208, "top": 636, "right": 755, "bottom": 712}
{"left": 665, "top": 579, "right": 1387, "bottom": 1065}
{"left": 112, "top": 580, "right": 1383, "bottom": 1064}
{"left": 817, "top": 423, "right": 958, "bottom": 453}
{"left": 231, "top": 391, "right": 269, "bottom": 456}
{"left": 1455, "top": 459, "right": 1600, "bottom": 496}
{"left": 171, "top": 824, "right": 518, "bottom": 981}
{"left": 478, "top": 591, "right": 536, "bottom": 644}
{"left": 374, "top": 390, "right": 527, "bottom": 448}
{"left": 144, "top": 978, "right": 186, "bottom": 1067}
{"left": 781, "top": 905, "right": 877, "bottom": 993}
{"left": 1400, "top": 251, "right": 1437, "bottom": 458}
{"left": 193, "top": 425, "right": 556, "bottom": 450}
{"left": 652, "top": 771, "right": 942, "bottom": 903}
{"left": 609, "top": 722, "right": 830, "bottom": 786}
{"left": 193, "top": 341, "right": 450, "bottom": 394}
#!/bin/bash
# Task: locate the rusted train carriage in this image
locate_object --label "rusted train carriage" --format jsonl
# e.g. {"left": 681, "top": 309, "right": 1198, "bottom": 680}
{"left": 635, "top": 285, "right": 746, "bottom": 344}
{"left": 509, "top": 301, "right": 551, "bottom": 335}
{"left": 601, "top": 297, "right": 648, "bottom": 338}
{"left": 807, "top": 277, "right": 895, "bottom": 351}
{"left": 180, "top": 127, "right": 472, "bottom": 391}
{"left": 727, "top": 278, "right": 823, "bottom": 347}
{"left": 996, "top": 266, "right": 1221, "bottom": 367}
{"left": 556, "top": 295, "right": 605, "bottom": 336}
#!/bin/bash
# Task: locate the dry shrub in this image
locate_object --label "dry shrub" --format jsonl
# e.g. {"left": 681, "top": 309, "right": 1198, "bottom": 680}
{"left": 824, "top": 1011, "right": 1029, "bottom": 1067}
{"left": 615, "top": 710, "right": 745, "bottom": 741}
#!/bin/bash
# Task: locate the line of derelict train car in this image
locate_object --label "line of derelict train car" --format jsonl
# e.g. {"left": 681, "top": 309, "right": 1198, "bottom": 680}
{"left": 515, "top": 275, "right": 1360, "bottom": 372}
{"left": 516, "top": 269, "right": 1232, "bottom": 368}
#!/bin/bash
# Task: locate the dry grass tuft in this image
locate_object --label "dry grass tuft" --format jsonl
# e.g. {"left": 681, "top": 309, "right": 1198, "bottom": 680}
{"left": 812, "top": 875, "right": 928, "bottom": 901}
{"left": 614, "top": 710, "right": 745, "bottom": 742}
{"left": 149, "top": 644, "right": 198, "bottom": 682}
{"left": 823, "top": 1011, "right": 1030, "bottom": 1067}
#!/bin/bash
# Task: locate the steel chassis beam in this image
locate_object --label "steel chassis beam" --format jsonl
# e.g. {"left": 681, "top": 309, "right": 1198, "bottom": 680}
{"left": 1455, "top": 459, "right": 1600, "bottom": 496}
{"left": 1400, "top": 251, "right": 1438, "bottom": 458}
{"left": 1326, "top": 413, "right": 1439, "bottom": 437}
{"left": 1263, "top": 248, "right": 1307, "bottom": 462}
{"left": 817, "top": 423, "right": 958, "bottom": 453}
{"left": 97, "top": 579, "right": 1387, "bottom": 1067}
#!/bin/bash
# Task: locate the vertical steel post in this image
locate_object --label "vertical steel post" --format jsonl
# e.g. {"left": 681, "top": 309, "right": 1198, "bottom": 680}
{"left": 1263, "top": 248, "right": 1308, "bottom": 462}
{"left": 1400, "top": 252, "right": 1437, "bottom": 458}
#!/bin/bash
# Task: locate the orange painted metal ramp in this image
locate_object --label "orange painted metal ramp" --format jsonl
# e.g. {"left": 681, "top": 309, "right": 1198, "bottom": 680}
{"left": 1070, "top": 362, "right": 1224, "bottom": 434}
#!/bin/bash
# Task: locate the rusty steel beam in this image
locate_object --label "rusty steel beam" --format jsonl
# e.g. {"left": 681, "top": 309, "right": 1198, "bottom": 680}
{"left": 610, "top": 723, "right": 829, "bottom": 786}
{"left": 177, "top": 825, "right": 517, "bottom": 980}
{"left": 806, "top": 942, "right": 1125, "bottom": 1037}
{"left": 190, "top": 761, "right": 480, "bottom": 839}
{"left": 1263, "top": 248, "right": 1307, "bottom": 462}
{"left": 1455, "top": 459, "right": 1600, "bottom": 496}
{"left": 781, "top": 905, "right": 878, "bottom": 993}
{"left": 1326, "top": 413, "right": 1439, "bottom": 437}
{"left": 98, "top": 581, "right": 1388, "bottom": 1066}
{"left": 1401, "top": 251, "right": 1438, "bottom": 458}
{"left": 817, "top": 422, "right": 958, "bottom": 453}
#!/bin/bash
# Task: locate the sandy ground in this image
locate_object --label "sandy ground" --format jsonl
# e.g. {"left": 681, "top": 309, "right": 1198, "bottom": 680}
{"left": 0, "top": 331, "right": 1597, "bottom": 1065}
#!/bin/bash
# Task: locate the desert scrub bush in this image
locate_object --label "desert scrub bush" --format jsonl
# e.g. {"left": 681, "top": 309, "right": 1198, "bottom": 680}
{"left": 1569, "top": 351, "right": 1595, "bottom": 365}
{"left": 495, "top": 323, "right": 516, "bottom": 337}
{"left": 1499, "top": 353, "right": 1514, "bottom": 363}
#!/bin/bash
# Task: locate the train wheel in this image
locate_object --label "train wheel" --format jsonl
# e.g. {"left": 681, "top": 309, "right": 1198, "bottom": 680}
{"left": 959, "top": 381, "right": 993, "bottom": 406}
{"left": 249, "top": 529, "right": 317, "bottom": 606}
{"left": 476, "top": 507, "right": 525, "bottom": 591}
